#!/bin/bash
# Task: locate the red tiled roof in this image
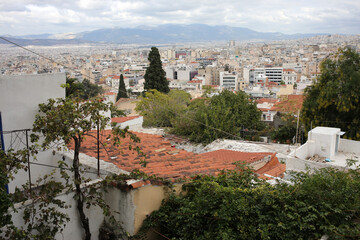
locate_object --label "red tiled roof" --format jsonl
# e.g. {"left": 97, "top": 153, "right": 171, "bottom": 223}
{"left": 256, "top": 98, "right": 278, "bottom": 104}
{"left": 257, "top": 154, "right": 286, "bottom": 179}
{"left": 105, "top": 92, "right": 116, "bottom": 96}
{"left": 112, "top": 116, "right": 141, "bottom": 123}
{"left": 266, "top": 82, "right": 278, "bottom": 87}
{"left": 283, "top": 69, "right": 295, "bottom": 72}
{"left": 200, "top": 149, "right": 272, "bottom": 164}
{"left": 112, "top": 76, "right": 120, "bottom": 79}
{"left": 68, "top": 131, "right": 284, "bottom": 182}
{"left": 188, "top": 80, "right": 202, "bottom": 84}
{"left": 270, "top": 95, "right": 304, "bottom": 113}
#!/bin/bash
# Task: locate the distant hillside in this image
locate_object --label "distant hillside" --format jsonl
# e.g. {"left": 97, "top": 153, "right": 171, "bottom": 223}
{"left": 2, "top": 24, "right": 327, "bottom": 46}
{"left": 0, "top": 37, "right": 89, "bottom": 46}
{"left": 77, "top": 24, "right": 325, "bottom": 43}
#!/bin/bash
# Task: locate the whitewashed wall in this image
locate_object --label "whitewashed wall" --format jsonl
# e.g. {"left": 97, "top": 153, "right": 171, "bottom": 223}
{"left": 0, "top": 73, "right": 66, "bottom": 192}
{"left": 3, "top": 181, "right": 105, "bottom": 240}
{"left": 116, "top": 116, "right": 143, "bottom": 130}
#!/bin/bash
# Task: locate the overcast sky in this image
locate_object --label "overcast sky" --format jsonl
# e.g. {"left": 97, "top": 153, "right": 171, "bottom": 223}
{"left": 1, "top": 0, "right": 359, "bottom": 36}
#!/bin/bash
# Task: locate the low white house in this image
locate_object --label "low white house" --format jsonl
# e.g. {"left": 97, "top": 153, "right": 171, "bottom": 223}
{"left": 287, "top": 127, "right": 360, "bottom": 171}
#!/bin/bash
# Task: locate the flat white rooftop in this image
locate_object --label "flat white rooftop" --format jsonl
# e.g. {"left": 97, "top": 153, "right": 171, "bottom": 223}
{"left": 310, "top": 127, "right": 342, "bottom": 135}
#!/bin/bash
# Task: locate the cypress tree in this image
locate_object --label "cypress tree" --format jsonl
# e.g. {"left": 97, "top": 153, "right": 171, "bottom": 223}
{"left": 116, "top": 74, "right": 128, "bottom": 101}
{"left": 144, "top": 47, "right": 169, "bottom": 93}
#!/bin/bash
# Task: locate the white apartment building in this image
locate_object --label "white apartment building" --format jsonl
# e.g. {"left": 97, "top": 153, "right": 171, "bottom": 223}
{"left": 247, "top": 68, "right": 284, "bottom": 85}
{"left": 282, "top": 69, "right": 297, "bottom": 85}
{"left": 265, "top": 68, "right": 283, "bottom": 84}
{"left": 220, "top": 72, "right": 238, "bottom": 90}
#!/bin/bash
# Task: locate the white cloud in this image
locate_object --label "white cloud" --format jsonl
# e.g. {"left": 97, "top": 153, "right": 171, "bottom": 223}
{"left": 0, "top": 0, "right": 359, "bottom": 35}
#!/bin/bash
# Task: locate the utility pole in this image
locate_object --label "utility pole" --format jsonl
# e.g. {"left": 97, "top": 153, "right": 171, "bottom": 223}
{"left": 295, "top": 110, "right": 300, "bottom": 144}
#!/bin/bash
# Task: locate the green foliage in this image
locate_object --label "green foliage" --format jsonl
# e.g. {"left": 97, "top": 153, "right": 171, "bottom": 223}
{"left": 30, "top": 97, "right": 141, "bottom": 240}
{"left": 271, "top": 114, "right": 297, "bottom": 143}
{"left": 201, "top": 85, "right": 214, "bottom": 98}
{"left": 116, "top": 74, "right": 128, "bottom": 101}
{"left": 144, "top": 47, "right": 169, "bottom": 93}
{"left": 0, "top": 159, "right": 12, "bottom": 228}
{"left": 66, "top": 77, "right": 104, "bottom": 100}
{"left": 32, "top": 97, "right": 115, "bottom": 146}
{"left": 5, "top": 172, "right": 70, "bottom": 240}
{"left": 99, "top": 218, "right": 127, "bottom": 240}
{"left": 171, "top": 90, "right": 265, "bottom": 143}
{"left": 301, "top": 47, "right": 360, "bottom": 140}
{"left": 135, "top": 89, "right": 191, "bottom": 127}
{"left": 0, "top": 149, "right": 29, "bottom": 229}
{"left": 139, "top": 166, "right": 360, "bottom": 240}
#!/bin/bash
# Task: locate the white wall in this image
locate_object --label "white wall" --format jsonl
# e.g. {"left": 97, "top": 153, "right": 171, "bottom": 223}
{"left": 0, "top": 73, "right": 66, "bottom": 192}
{"left": 3, "top": 181, "right": 105, "bottom": 240}
{"left": 116, "top": 116, "right": 144, "bottom": 130}
{"left": 309, "top": 129, "right": 338, "bottom": 159}
{"left": 339, "top": 139, "right": 360, "bottom": 155}
{"left": 286, "top": 156, "right": 345, "bottom": 172}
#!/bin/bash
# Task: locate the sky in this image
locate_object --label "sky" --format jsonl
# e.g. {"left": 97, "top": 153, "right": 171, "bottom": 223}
{"left": 1, "top": 0, "right": 360, "bottom": 36}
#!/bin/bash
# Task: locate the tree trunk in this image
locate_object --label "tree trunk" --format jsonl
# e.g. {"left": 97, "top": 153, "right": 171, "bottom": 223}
{"left": 73, "top": 137, "right": 91, "bottom": 240}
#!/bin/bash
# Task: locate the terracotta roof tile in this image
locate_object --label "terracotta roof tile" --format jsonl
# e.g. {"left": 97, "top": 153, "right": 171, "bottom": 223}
{"left": 112, "top": 116, "right": 141, "bottom": 123}
{"left": 270, "top": 95, "right": 304, "bottom": 113}
{"left": 256, "top": 98, "right": 278, "bottom": 104}
{"left": 68, "top": 130, "right": 285, "bottom": 181}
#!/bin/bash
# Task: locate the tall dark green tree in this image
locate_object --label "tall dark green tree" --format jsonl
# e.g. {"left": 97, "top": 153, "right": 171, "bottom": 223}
{"left": 144, "top": 47, "right": 169, "bottom": 93}
{"left": 116, "top": 74, "right": 128, "bottom": 101}
{"left": 301, "top": 47, "right": 360, "bottom": 140}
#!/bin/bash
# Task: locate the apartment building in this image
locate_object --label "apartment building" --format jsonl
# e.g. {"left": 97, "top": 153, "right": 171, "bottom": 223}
{"left": 220, "top": 71, "right": 238, "bottom": 90}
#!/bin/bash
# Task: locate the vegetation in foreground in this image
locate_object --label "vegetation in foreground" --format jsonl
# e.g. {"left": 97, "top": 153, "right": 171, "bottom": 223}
{"left": 138, "top": 163, "right": 360, "bottom": 240}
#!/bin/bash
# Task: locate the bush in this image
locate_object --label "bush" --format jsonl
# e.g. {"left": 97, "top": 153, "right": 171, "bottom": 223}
{"left": 138, "top": 166, "right": 360, "bottom": 239}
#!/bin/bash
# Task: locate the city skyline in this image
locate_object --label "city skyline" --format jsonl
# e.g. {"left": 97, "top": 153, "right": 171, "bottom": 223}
{"left": 1, "top": 0, "right": 360, "bottom": 36}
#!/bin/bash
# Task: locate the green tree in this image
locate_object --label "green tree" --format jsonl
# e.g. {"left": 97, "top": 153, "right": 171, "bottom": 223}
{"left": 301, "top": 47, "right": 360, "bottom": 139}
{"left": 271, "top": 114, "right": 297, "bottom": 144}
{"left": 1, "top": 148, "right": 70, "bottom": 239}
{"left": 116, "top": 74, "right": 128, "bottom": 101}
{"left": 66, "top": 77, "right": 104, "bottom": 100}
{"left": 138, "top": 165, "right": 360, "bottom": 240}
{"left": 30, "top": 97, "right": 140, "bottom": 240}
{"left": 172, "top": 90, "right": 265, "bottom": 143}
{"left": 135, "top": 89, "right": 191, "bottom": 127}
{"left": 0, "top": 150, "right": 28, "bottom": 229}
{"left": 144, "top": 47, "right": 169, "bottom": 93}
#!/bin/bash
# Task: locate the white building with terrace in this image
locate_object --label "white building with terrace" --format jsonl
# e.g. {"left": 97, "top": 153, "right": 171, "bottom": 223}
{"left": 287, "top": 127, "right": 360, "bottom": 172}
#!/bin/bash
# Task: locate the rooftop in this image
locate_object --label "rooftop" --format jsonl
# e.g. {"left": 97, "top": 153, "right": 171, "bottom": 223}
{"left": 69, "top": 130, "right": 285, "bottom": 180}
{"left": 112, "top": 116, "right": 141, "bottom": 123}
{"left": 270, "top": 94, "right": 304, "bottom": 113}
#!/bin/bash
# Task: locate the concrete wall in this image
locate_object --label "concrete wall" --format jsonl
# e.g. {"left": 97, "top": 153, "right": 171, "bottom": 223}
{"left": 4, "top": 181, "right": 105, "bottom": 240}
{"left": 0, "top": 73, "right": 66, "bottom": 192}
{"left": 117, "top": 116, "right": 144, "bottom": 130}
{"left": 116, "top": 99, "right": 139, "bottom": 116}
{"left": 133, "top": 184, "right": 178, "bottom": 234}
{"left": 339, "top": 139, "right": 360, "bottom": 155}
{"left": 286, "top": 156, "right": 345, "bottom": 172}
{"left": 292, "top": 140, "right": 316, "bottom": 159}
{"left": 104, "top": 182, "right": 182, "bottom": 236}
{"left": 308, "top": 131, "right": 337, "bottom": 159}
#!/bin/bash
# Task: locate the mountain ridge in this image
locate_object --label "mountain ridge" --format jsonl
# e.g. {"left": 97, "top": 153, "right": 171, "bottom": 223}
{"left": 1, "top": 24, "right": 328, "bottom": 46}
